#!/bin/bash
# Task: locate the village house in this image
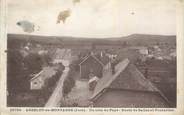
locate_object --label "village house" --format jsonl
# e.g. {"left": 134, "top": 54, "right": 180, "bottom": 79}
{"left": 30, "top": 71, "right": 45, "bottom": 90}
{"left": 79, "top": 52, "right": 109, "bottom": 79}
{"left": 90, "top": 58, "right": 170, "bottom": 107}
{"left": 95, "top": 44, "right": 122, "bottom": 50}
{"left": 128, "top": 46, "right": 149, "bottom": 62}
{"left": 30, "top": 67, "right": 56, "bottom": 90}
{"left": 52, "top": 48, "right": 71, "bottom": 66}
{"left": 128, "top": 46, "right": 149, "bottom": 55}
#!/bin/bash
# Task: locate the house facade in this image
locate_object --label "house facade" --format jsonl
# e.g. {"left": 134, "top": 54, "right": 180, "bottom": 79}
{"left": 30, "top": 71, "right": 44, "bottom": 90}
{"left": 30, "top": 67, "right": 56, "bottom": 90}
{"left": 79, "top": 54, "right": 104, "bottom": 79}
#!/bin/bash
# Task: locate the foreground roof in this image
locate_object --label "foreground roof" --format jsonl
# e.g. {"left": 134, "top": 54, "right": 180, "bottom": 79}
{"left": 90, "top": 58, "right": 169, "bottom": 104}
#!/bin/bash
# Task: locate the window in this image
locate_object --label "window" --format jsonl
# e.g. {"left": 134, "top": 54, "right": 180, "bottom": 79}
{"left": 33, "top": 81, "right": 37, "bottom": 85}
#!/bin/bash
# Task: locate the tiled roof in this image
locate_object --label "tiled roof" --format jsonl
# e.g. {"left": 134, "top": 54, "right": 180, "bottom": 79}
{"left": 90, "top": 58, "right": 168, "bottom": 103}
{"left": 30, "top": 67, "right": 56, "bottom": 81}
{"left": 109, "top": 64, "right": 158, "bottom": 92}
{"left": 91, "top": 59, "right": 130, "bottom": 99}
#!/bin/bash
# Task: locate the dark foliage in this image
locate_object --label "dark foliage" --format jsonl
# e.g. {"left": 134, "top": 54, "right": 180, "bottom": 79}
{"left": 7, "top": 39, "right": 55, "bottom": 107}
{"left": 62, "top": 65, "right": 76, "bottom": 97}
{"left": 24, "top": 53, "right": 43, "bottom": 74}
{"left": 45, "top": 64, "right": 65, "bottom": 88}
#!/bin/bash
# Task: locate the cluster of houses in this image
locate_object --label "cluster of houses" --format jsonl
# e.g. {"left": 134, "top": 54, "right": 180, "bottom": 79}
{"left": 147, "top": 45, "right": 176, "bottom": 60}
{"left": 119, "top": 46, "right": 176, "bottom": 64}
{"left": 27, "top": 46, "right": 173, "bottom": 107}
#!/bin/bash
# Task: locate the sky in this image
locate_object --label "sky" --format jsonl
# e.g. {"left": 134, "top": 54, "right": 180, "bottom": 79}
{"left": 7, "top": 0, "right": 178, "bottom": 38}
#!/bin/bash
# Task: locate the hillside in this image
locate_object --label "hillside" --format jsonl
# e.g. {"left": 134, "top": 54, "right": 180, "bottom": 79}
{"left": 7, "top": 33, "right": 176, "bottom": 46}
{"left": 120, "top": 34, "right": 176, "bottom": 46}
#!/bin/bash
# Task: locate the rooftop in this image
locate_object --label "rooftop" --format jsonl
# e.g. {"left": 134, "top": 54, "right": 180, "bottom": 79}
{"left": 90, "top": 58, "right": 169, "bottom": 104}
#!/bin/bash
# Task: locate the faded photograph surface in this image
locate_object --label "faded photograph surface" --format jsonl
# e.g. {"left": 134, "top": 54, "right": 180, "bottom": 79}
{"left": 7, "top": 0, "right": 177, "bottom": 108}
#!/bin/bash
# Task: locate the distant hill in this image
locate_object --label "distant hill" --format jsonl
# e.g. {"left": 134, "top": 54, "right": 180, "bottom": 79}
{"left": 7, "top": 33, "right": 176, "bottom": 46}
{"left": 118, "top": 34, "right": 176, "bottom": 46}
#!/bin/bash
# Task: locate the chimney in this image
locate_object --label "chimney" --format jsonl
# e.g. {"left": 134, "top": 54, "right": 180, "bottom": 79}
{"left": 100, "top": 51, "right": 103, "bottom": 57}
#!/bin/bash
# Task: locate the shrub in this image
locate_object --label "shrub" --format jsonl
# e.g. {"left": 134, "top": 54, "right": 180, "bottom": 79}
{"left": 45, "top": 63, "right": 65, "bottom": 88}
{"left": 62, "top": 68, "right": 75, "bottom": 98}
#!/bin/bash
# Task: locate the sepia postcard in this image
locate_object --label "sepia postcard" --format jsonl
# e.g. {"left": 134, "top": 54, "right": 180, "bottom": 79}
{"left": 0, "top": 0, "right": 184, "bottom": 115}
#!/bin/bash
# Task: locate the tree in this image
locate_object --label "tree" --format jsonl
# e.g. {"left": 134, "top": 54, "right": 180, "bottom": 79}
{"left": 7, "top": 50, "right": 25, "bottom": 92}
{"left": 62, "top": 69, "right": 75, "bottom": 98}
{"left": 24, "top": 53, "right": 43, "bottom": 74}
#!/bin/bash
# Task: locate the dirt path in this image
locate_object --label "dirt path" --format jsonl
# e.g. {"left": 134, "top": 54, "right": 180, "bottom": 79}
{"left": 66, "top": 79, "right": 93, "bottom": 106}
{"left": 45, "top": 66, "right": 69, "bottom": 107}
{"left": 45, "top": 49, "right": 72, "bottom": 107}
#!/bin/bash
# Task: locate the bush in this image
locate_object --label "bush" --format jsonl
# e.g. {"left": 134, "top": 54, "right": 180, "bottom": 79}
{"left": 46, "top": 70, "right": 62, "bottom": 87}
{"left": 45, "top": 63, "right": 65, "bottom": 88}
{"left": 62, "top": 69, "right": 75, "bottom": 97}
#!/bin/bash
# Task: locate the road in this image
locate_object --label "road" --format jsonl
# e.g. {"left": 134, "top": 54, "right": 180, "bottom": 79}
{"left": 45, "top": 66, "right": 69, "bottom": 107}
